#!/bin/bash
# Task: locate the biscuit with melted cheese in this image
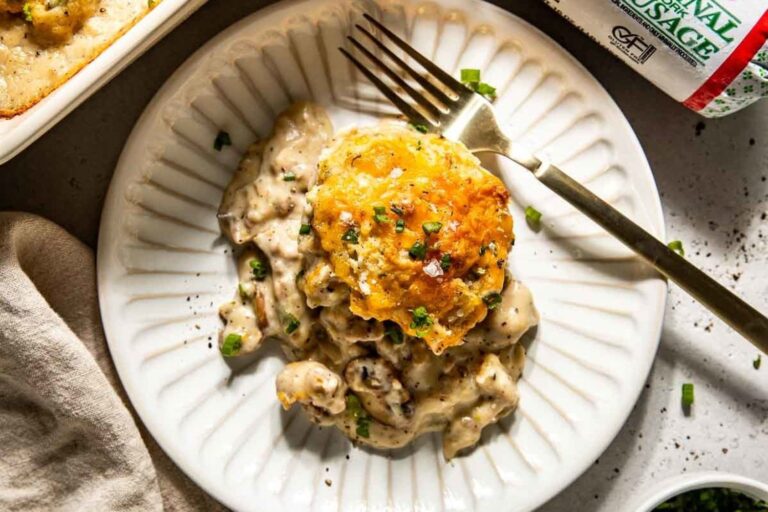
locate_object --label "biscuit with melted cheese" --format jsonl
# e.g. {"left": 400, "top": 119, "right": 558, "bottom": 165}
{"left": 307, "top": 124, "right": 513, "bottom": 353}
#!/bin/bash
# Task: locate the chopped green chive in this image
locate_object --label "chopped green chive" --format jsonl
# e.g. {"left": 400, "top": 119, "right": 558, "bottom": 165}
{"left": 299, "top": 223, "right": 311, "bottom": 235}
{"left": 346, "top": 394, "right": 371, "bottom": 438}
{"left": 460, "top": 68, "right": 481, "bottom": 83}
{"left": 238, "top": 282, "right": 252, "bottom": 300}
{"left": 681, "top": 383, "right": 694, "bottom": 408}
{"left": 483, "top": 292, "right": 503, "bottom": 310}
{"left": 249, "top": 258, "right": 268, "bottom": 281}
{"left": 422, "top": 221, "right": 442, "bottom": 235}
{"left": 410, "top": 306, "right": 433, "bottom": 337}
{"left": 390, "top": 205, "right": 404, "bottom": 216}
{"left": 475, "top": 82, "right": 497, "bottom": 98}
{"left": 384, "top": 322, "right": 404, "bottom": 344}
{"left": 668, "top": 240, "right": 685, "bottom": 256}
{"left": 525, "top": 206, "right": 542, "bottom": 229}
{"left": 283, "top": 313, "right": 300, "bottom": 334}
{"left": 220, "top": 333, "right": 242, "bottom": 357}
{"left": 373, "top": 206, "right": 389, "bottom": 224}
{"left": 410, "top": 123, "right": 428, "bottom": 134}
{"left": 283, "top": 171, "right": 297, "bottom": 182}
{"left": 341, "top": 229, "right": 359, "bottom": 244}
{"left": 346, "top": 394, "right": 363, "bottom": 414}
{"left": 356, "top": 417, "right": 371, "bottom": 438}
{"left": 213, "top": 130, "right": 231, "bottom": 151}
{"left": 408, "top": 241, "right": 427, "bottom": 260}
{"left": 460, "top": 69, "right": 497, "bottom": 100}
{"left": 395, "top": 219, "right": 405, "bottom": 233}
{"left": 754, "top": 354, "right": 762, "bottom": 370}
{"left": 440, "top": 253, "right": 452, "bottom": 270}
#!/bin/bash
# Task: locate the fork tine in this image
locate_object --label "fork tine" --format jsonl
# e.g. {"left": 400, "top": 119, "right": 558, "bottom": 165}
{"left": 354, "top": 24, "right": 454, "bottom": 106}
{"left": 339, "top": 47, "right": 433, "bottom": 127}
{"left": 347, "top": 36, "right": 442, "bottom": 119}
{"left": 363, "top": 13, "right": 466, "bottom": 95}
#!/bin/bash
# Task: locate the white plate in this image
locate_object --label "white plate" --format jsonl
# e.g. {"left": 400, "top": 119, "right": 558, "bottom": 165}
{"left": 0, "top": 0, "right": 207, "bottom": 165}
{"left": 97, "top": 1, "right": 667, "bottom": 510}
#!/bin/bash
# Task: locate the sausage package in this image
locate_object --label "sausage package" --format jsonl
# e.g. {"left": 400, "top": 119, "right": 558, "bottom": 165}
{"left": 541, "top": 0, "right": 768, "bottom": 117}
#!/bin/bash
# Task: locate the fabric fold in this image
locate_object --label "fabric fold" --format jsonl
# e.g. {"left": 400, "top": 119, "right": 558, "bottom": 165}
{"left": 0, "top": 213, "right": 224, "bottom": 512}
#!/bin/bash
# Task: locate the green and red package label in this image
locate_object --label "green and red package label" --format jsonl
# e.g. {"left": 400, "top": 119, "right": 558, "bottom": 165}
{"left": 542, "top": 0, "right": 768, "bottom": 117}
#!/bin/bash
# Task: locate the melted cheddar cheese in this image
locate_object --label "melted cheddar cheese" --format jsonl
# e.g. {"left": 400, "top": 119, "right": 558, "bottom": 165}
{"left": 308, "top": 125, "right": 513, "bottom": 353}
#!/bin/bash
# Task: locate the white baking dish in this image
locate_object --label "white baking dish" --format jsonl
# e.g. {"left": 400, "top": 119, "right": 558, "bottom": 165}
{"left": 0, "top": 0, "right": 207, "bottom": 165}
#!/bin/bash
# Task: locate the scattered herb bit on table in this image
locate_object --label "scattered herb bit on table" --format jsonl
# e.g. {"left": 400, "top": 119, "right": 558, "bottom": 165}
{"left": 754, "top": 354, "right": 762, "bottom": 370}
{"left": 681, "top": 382, "right": 694, "bottom": 408}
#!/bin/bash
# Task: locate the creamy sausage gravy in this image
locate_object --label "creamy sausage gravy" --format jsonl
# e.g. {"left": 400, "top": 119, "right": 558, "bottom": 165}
{"left": 218, "top": 102, "right": 538, "bottom": 458}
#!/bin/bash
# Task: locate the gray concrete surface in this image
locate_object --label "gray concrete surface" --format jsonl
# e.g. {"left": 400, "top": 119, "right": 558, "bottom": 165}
{"left": 1, "top": 0, "right": 766, "bottom": 510}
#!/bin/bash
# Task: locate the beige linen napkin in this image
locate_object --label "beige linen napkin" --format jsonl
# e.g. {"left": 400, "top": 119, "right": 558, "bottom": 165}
{"left": 0, "top": 213, "right": 226, "bottom": 512}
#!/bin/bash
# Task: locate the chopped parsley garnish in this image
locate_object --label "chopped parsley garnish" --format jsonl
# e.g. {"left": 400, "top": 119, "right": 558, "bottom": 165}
{"left": 410, "top": 306, "right": 433, "bottom": 337}
{"left": 384, "top": 322, "right": 404, "bottom": 344}
{"left": 460, "top": 68, "right": 497, "bottom": 100}
{"left": 220, "top": 333, "right": 242, "bottom": 357}
{"left": 282, "top": 171, "right": 297, "bottom": 181}
{"left": 238, "top": 282, "right": 252, "bottom": 300}
{"left": 410, "top": 123, "right": 428, "bottom": 134}
{"left": 346, "top": 394, "right": 371, "bottom": 438}
{"left": 668, "top": 240, "right": 685, "bottom": 256}
{"left": 440, "top": 253, "right": 452, "bottom": 270}
{"left": 373, "top": 206, "right": 389, "bottom": 224}
{"left": 22, "top": 3, "right": 33, "bottom": 22}
{"left": 681, "top": 382, "right": 694, "bottom": 408}
{"left": 396, "top": 219, "right": 405, "bottom": 233}
{"left": 408, "top": 241, "right": 427, "bottom": 260}
{"left": 299, "top": 223, "right": 311, "bottom": 235}
{"left": 652, "top": 487, "right": 768, "bottom": 511}
{"left": 249, "top": 258, "right": 268, "bottom": 281}
{"left": 213, "top": 130, "right": 231, "bottom": 151}
{"left": 475, "top": 82, "right": 497, "bottom": 98}
{"left": 460, "top": 68, "right": 481, "bottom": 83}
{"left": 341, "top": 229, "right": 359, "bottom": 244}
{"left": 525, "top": 205, "right": 542, "bottom": 229}
{"left": 390, "top": 205, "right": 404, "bottom": 216}
{"left": 283, "top": 313, "right": 300, "bottom": 334}
{"left": 422, "top": 221, "right": 442, "bottom": 235}
{"left": 754, "top": 354, "right": 762, "bottom": 370}
{"left": 483, "top": 292, "right": 503, "bottom": 310}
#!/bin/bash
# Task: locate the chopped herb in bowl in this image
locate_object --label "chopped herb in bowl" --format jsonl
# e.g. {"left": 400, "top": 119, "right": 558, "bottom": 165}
{"left": 653, "top": 487, "right": 768, "bottom": 511}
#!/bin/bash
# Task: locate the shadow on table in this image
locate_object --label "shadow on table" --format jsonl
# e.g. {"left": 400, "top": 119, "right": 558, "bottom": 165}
{"left": 539, "top": 320, "right": 767, "bottom": 511}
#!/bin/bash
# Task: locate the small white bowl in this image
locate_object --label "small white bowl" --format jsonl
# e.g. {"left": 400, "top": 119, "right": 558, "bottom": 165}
{"left": 631, "top": 471, "right": 768, "bottom": 511}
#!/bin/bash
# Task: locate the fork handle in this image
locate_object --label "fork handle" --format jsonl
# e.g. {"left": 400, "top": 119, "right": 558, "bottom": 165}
{"left": 529, "top": 161, "right": 768, "bottom": 351}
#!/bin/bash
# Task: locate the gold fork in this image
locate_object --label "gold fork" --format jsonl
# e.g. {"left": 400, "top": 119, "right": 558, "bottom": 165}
{"left": 340, "top": 13, "right": 768, "bottom": 350}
